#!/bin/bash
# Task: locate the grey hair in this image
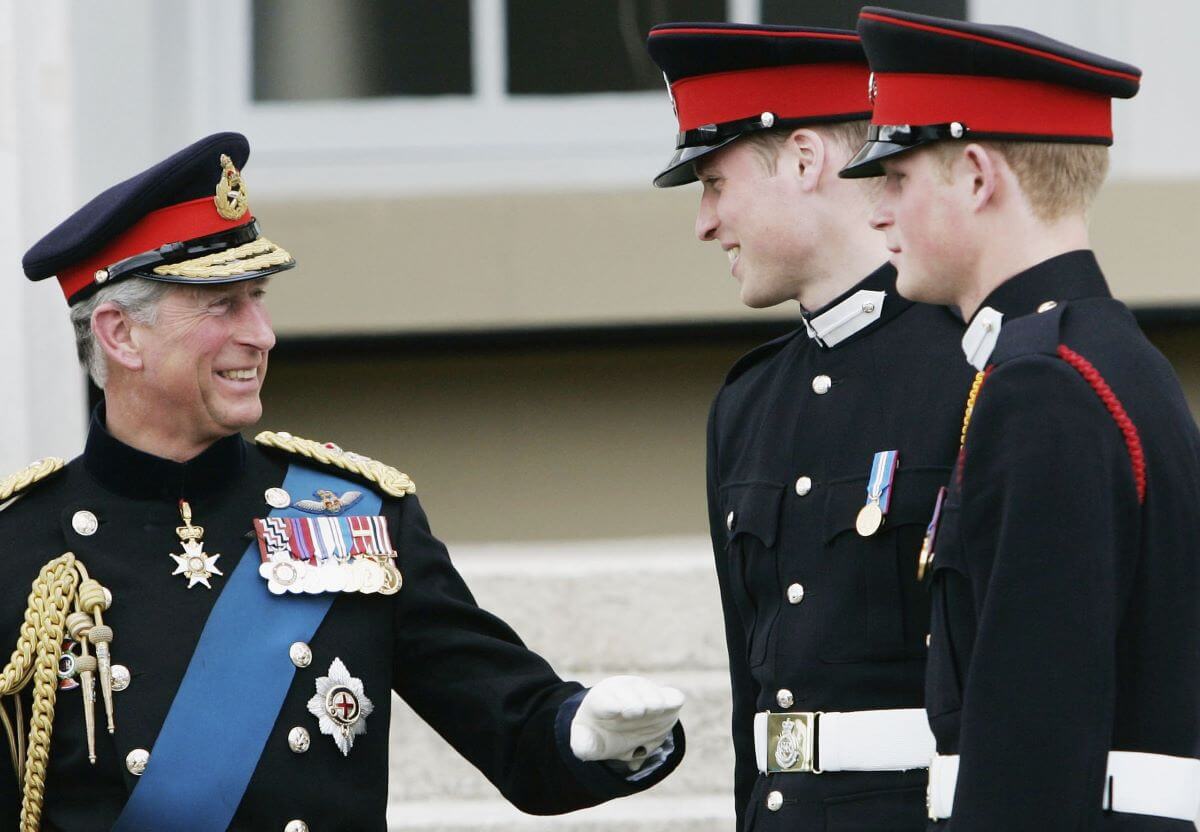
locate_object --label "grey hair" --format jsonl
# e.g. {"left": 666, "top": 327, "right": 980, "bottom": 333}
{"left": 69, "top": 277, "right": 173, "bottom": 389}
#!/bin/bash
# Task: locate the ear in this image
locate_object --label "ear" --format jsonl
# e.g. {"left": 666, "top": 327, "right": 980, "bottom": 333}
{"left": 91, "top": 302, "right": 144, "bottom": 374}
{"left": 961, "top": 143, "right": 999, "bottom": 212}
{"left": 785, "top": 128, "right": 825, "bottom": 193}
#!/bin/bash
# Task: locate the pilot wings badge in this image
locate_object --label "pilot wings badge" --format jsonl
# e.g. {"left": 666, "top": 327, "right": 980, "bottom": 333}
{"left": 294, "top": 488, "right": 363, "bottom": 516}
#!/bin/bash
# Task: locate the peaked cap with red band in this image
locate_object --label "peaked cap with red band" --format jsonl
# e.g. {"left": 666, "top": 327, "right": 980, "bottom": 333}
{"left": 24, "top": 131, "right": 295, "bottom": 305}
{"left": 646, "top": 22, "right": 871, "bottom": 188}
{"left": 839, "top": 7, "right": 1142, "bottom": 179}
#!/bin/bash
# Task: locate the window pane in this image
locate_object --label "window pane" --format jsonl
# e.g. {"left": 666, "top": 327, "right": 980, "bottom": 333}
{"left": 761, "top": 0, "right": 965, "bottom": 29}
{"left": 507, "top": 0, "right": 727, "bottom": 95}
{"left": 253, "top": 0, "right": 472, "bottom": 101}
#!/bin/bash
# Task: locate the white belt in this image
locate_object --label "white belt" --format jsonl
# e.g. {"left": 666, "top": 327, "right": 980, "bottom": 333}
{"left": 754, "top": 708, "right": 935, "bottom": 774}
{"left": 928, "top": 751, "right": 1200, "bottom": 822}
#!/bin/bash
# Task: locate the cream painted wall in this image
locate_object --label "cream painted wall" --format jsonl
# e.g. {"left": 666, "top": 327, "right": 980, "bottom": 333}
{"left": 259, "top": 180, "right": 1200, "bottom": 337}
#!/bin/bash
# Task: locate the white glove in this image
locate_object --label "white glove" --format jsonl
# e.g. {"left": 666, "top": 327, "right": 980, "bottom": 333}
{"left": 570, "top": 675, "right": 684, "bottom": 770}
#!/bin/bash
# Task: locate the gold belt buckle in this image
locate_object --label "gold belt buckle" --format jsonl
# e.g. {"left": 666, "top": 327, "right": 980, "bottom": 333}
{"left": 766, "top": 711, "right": 820, "bottom": 773}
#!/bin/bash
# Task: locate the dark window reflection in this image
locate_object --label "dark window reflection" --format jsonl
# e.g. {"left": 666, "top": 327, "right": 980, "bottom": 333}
{"left": 253, "top": 0, "right": 472, "bottom": 101}
{"left": 507, "top": 0, "right": 726, "bottom": 95}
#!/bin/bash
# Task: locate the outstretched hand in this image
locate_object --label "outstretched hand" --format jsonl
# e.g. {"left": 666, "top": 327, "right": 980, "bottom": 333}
{"left": 570, "top": 675, "right": 685, "bottom": 769}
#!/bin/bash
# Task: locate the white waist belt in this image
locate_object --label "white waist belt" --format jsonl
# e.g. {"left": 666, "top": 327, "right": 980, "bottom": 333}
{"left": 754, "top": 708, "right": 935, "bottom": 774}
{"left": 928, "top": 751, "right": 1200, "bottom": 822}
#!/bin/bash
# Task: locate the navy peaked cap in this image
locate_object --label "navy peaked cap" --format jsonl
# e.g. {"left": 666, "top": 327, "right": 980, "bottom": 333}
{"left": 841, "top": 7, "right": 1142, "bottom": 178}
{"left": 646, "top": 22, "right": 871, "bottom": 187}
{"left": 24, "top": 132, "right": 295, "bottom": 304}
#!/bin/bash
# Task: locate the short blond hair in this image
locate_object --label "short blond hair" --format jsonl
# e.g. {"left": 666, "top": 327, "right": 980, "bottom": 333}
{"left": 931, "top": 140, "right": 1109, "bottom": 221}
{"left": 741, "top": 119, "right": 870, "bottom": 174}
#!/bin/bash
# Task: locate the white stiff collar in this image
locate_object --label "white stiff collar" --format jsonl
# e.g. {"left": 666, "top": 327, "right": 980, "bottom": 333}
{"left": 961, "top": 306, "right": 1004, "bottom": 370}
{"left": 802, "top": 289, "right": 887, "bottom": 348}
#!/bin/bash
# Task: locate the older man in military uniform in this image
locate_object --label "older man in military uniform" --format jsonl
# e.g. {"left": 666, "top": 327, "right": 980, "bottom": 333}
{"left": 647, "top": 22, "right": 973, "bottom": 831}
{"left": 0, "top": 133, "right": 685, "bottom": 831}
{"left": 842, "top": 7, "right": 1200, "bottom": 828}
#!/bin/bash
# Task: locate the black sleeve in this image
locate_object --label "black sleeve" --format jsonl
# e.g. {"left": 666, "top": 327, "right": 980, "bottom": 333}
{"left": 949, "top": 357, "right": 1131, "bottom": 829}
{"left": 707, "top": 395, "right": 758, "bottom": 829}
{"left": 389, "top": 493, "right": 684, "bottom": 815}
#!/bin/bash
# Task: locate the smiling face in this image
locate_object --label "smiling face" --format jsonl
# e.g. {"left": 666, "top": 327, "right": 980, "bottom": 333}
{"left": 692, "top": 138, "right": 814, "bottom": 308}
{"left": 869, "top": 147, "right": 976, "bottom": 306}
{"left": 129, "top": 278, "right": 275, "bottom": 448}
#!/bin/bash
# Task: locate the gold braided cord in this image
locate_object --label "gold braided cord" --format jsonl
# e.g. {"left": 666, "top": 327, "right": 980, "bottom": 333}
{"left": 959, "top": 370, "right": 987, "bottom": 448}
{"left": 152, "top": 237, "right": 294, "bottom": 279}
{"left": 0, "top": 553, "right": 87, "bottom": 832}
{"left": 254, "top": 431, "right": 416, "bottom": 498}
{"left": 0, "top": 458, "right": 65, "bottom": 503}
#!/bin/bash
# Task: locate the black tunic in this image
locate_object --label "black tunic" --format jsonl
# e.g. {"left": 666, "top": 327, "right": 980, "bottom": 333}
{"left": 0, "top": 412, "right": 684, "bottom": 830}
{"left": 925, "top": 251, "right": 1200, "bottom": 830}
{"left": 706, "top": 263, "right": 974, "bottom": 830}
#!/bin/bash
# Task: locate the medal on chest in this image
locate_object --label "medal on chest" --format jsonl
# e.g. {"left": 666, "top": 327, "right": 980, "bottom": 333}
{"left": 169, "top": 500, "right": 224, "bottom": 589}
{"left": 856, "top": 450, "right": 899, "bottom": 537}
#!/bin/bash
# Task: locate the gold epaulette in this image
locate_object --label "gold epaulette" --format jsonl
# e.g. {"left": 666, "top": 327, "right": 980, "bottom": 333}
{"left": 0, "top": 457, "right": 66, "bottom": 504}
{"left": 254, "top": 431, "right": 415, "bottom": 498}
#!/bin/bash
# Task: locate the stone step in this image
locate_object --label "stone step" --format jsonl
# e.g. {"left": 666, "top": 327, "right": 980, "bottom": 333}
{"left": 444, "top": 536, "right": 727, "bottom": 674}
{"left": 387, "top": 794, "right": 734, "bottom": 832}
{"left": 388, "top": 669, "right": 734, "bottom": 803}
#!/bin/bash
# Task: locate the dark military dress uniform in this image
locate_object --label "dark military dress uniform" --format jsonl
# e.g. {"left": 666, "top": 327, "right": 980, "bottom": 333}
{"left": 842, "top": 8, "right": 1200, "bottom": 828}
{"left": 0, "top": 416, "right": 683, "bottom": 830}
{"left": 0, "top": 132, "right": 684, "bottom": 830}
{"left": 922, "top": 254, "right": 1200, "bottom": 830}
{"left": 706, "top": 265, "right": 974, "bottom": 830}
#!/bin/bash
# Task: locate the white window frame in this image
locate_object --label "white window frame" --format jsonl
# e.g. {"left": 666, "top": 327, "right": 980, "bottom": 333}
{"left": 184, "top": 0, "right": 760, "bottom": 198}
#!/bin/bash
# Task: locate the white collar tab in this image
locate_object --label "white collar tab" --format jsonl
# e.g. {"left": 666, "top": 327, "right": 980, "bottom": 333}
{"left": 803, "top": 289, "right": 887, "bottom": 348}
{"left": 961, "top": 306, "right": 1004, "bottom": 370}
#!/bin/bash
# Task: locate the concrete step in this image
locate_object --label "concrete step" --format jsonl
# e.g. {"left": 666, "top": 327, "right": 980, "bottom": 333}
{"left": 388, "top": 669, "right": 734, "bottom": 803}
{"left": 443, "top": 536, "right": 727, "bottom": 674}
{"left": 387, "top": 794, "right": 734, "bottom": 832}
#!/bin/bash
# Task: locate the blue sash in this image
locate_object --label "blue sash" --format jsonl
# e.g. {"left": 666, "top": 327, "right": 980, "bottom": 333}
{"left": 113, "top": 464, "right": 382, "bottom": 832}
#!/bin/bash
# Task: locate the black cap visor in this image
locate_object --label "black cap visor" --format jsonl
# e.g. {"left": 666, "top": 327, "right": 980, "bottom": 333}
{"left": 653, "top": 136, "right": 740, "bottom": 188}
{"left": 839, "top": 122, "right": 970, "bottom": 179}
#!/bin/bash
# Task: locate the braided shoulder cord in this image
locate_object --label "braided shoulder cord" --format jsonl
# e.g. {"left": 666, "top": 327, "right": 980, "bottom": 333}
{"left": 254, "top": 431, "right": 415, "bottom": 498}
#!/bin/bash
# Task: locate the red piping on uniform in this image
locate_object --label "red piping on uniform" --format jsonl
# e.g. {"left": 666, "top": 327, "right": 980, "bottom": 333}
{"left": 649, "top": 27, "right": 859, "bottom": 41}
{"left": 872, "top": 72, "right": 1112, "bottom": 138}
{"left": 859, "top": 12, "right": 1141, "bottom": 83}
{"left": 1057, "top": 345, "right": 1147, "bottom": 503}
{"left": 671, "top": 62, "right": 870, "bottom": 132}
{"left": 57, "top": 197, "right": 254, "bottom": 303}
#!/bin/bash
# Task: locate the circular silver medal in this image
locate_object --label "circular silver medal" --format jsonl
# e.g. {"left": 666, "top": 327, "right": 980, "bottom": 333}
{"left": 358, "top": 559, "right": 385, "bottom": 594}
{"left": 856, "top": 503, "right": 884, "bottom": 537}
{"left": 341, "top": 560, "right": 364, "bottom": 593}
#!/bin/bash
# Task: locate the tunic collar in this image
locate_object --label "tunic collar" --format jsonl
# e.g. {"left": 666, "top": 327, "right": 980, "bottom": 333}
{"left": 800, "top": 262, "right": 911, "bottom": 350}
{"left": 83, "top": 404, "right": 247, "bottom": 500}
{"left": 960, "top": 249, "right": 1112, "bottom": 369}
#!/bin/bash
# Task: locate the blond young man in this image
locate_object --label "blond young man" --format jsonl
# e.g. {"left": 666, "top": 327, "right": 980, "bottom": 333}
{"left": 843, "top": 7, "right": 1200, "bottom": 829}
{"left": 648, "top": 22, "right": 974, "bottom": 831}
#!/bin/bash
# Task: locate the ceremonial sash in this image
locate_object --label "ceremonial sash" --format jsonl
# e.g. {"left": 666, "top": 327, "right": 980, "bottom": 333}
{"left": 113, "top": 464, "right": 382, "bottom": 832}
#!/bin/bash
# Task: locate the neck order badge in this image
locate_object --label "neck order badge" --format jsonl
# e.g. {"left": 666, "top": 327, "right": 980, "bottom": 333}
{"left": 112, "top": 464, "right": 383, "bottom": 832}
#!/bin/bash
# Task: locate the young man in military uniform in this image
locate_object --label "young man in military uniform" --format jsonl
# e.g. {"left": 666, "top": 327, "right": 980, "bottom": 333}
{"left": 842, "top": 7, "right": 1200, "bottom": 828}
{"left": 647, "top": 23, "right": 974, "bottom": 831}
{"left": 0, "top": 133, "right": 686, "bottom": 831}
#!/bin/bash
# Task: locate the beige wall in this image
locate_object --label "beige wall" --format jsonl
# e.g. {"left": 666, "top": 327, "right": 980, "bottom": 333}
{"left": 259, "top": 180, "right": 1200, "bottom": 337}
{"left": 260, "top": 325, "right": 1200, "bottom": 545}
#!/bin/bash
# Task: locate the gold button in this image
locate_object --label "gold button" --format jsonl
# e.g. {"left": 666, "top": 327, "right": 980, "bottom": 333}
{"left": 125, "top": 748, "right": 149, "bottom": 776}
{"left": 794, "top": 476, "right": 812, "bottom": 496}
{"left": 289, "top": 641, "right": 312, "bottom": 669}
{"left": 787, "top": 583, "right": 805, "bottom": 605}
{"left": 811, "top": 375, "right": 832, "bottom": 395}
{"left": 776, "top": 688, "right": 794, "bottom": 708}
{"left": 1037, "top": 301, "right": 1058, "bottom": 313}
{"left": 766, "top": 790, "right": 784, "bottom": 811}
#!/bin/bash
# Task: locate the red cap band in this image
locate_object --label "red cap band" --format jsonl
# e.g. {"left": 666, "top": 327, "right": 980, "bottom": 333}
{"left": 871, "top": 72, "right": 1113, "bottom": 140}
{"left": 671, "top": 62, "right": 871, "bottom": 133}
{"left": 58, "top": 197, "right": 254, "bottom": 302}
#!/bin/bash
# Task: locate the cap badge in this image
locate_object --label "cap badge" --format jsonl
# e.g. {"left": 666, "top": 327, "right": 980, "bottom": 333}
{"left": 214, "top": 153, "right": 249, "bottom": 221}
